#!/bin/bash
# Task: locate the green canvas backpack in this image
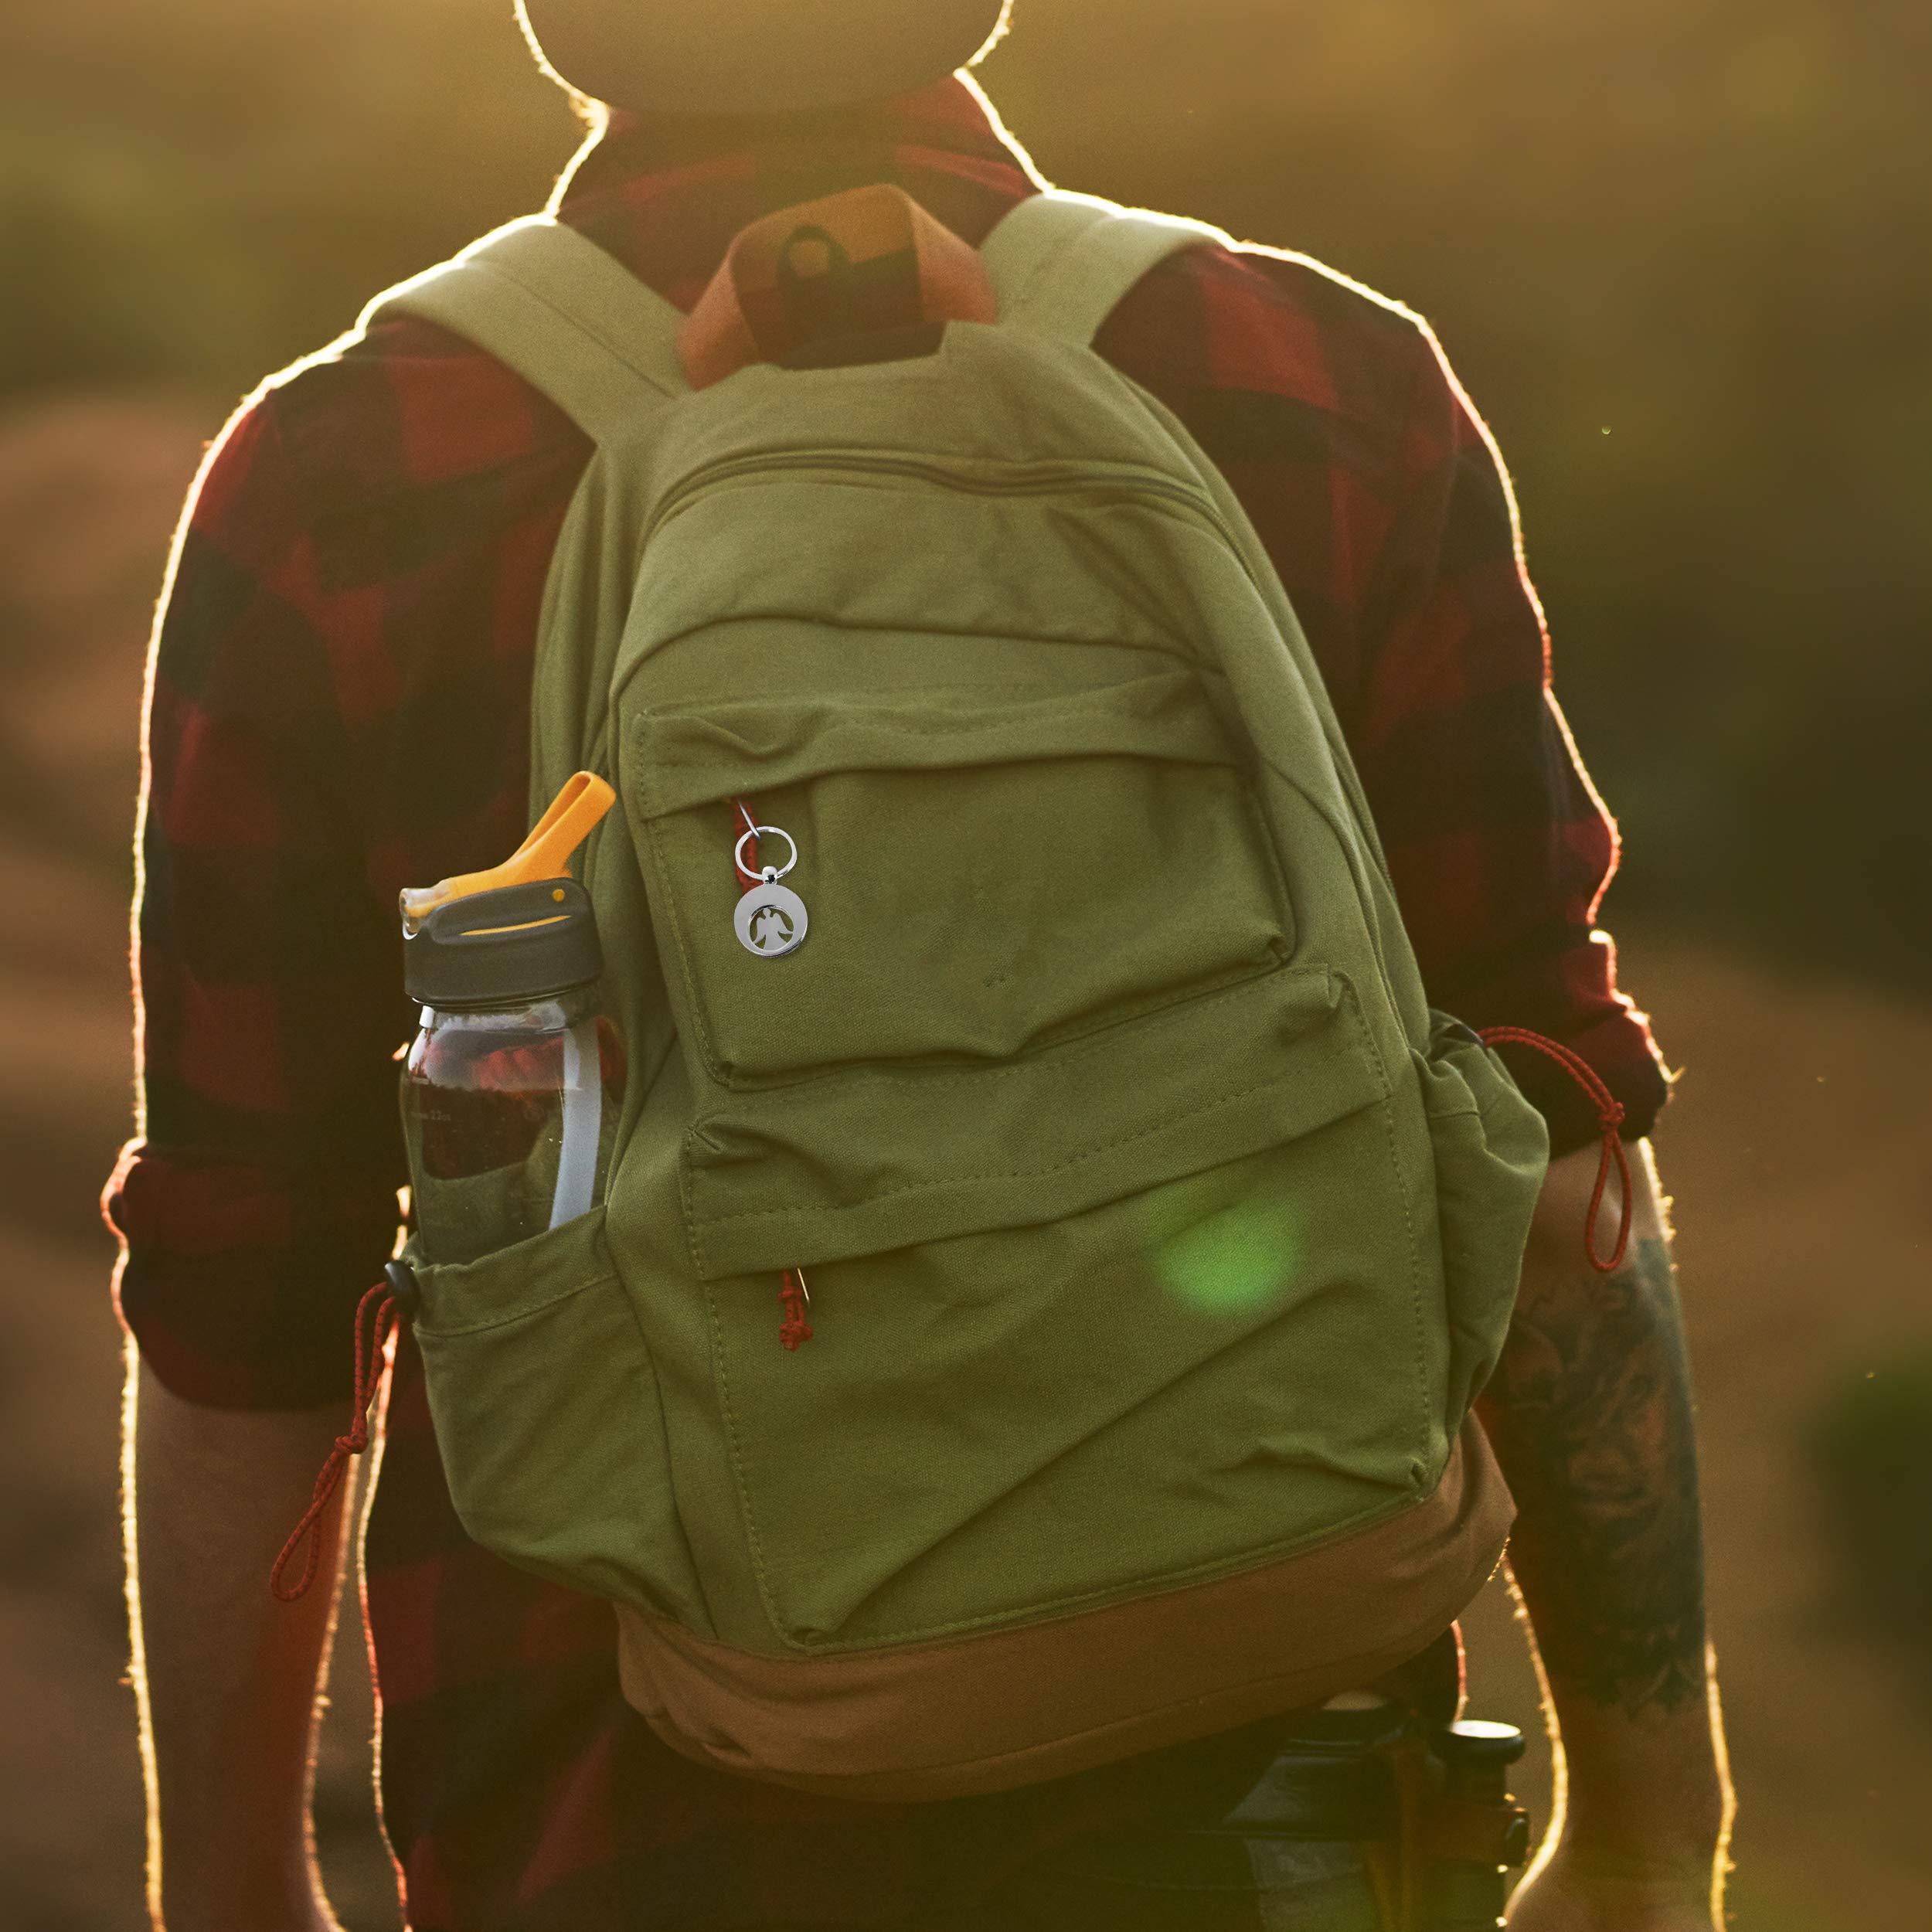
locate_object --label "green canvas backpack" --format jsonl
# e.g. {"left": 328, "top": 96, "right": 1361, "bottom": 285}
{"left": 359, "top": 190, "right": 1553, "bottom": 1801}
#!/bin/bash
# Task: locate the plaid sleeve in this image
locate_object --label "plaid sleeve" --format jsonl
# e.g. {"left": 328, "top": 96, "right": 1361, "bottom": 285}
{"left": 104, "top": 392, "right": 407, "bottom": 1409}
{"left": 1354, "top": 323, "right": 1672, "bottom": 1156}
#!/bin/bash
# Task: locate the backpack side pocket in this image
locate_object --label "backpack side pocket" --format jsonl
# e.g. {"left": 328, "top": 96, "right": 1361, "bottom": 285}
{"left": 1416, "top": 1015, "right": 1549, "bottom": 1423}
{"left": 410, "top": 1206, "right": 703, "bottom": 1624}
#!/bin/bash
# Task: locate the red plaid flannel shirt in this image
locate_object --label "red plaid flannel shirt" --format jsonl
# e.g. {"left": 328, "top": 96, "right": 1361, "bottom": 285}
{"left": 106, "top": 79, "right": 1668, "bottom": 1931}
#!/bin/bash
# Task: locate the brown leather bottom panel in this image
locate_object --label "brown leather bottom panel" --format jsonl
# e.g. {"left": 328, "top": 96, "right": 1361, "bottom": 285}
{"left": 617, "top": 1417, "right": 1512, "bottom": 1801}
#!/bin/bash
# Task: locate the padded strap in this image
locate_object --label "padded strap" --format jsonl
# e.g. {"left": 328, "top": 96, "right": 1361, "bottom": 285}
{"left": 361, "top": 216, "right": 689, "bottom": 444}
{"left": 983, "top": 191, "right": 1231, "bottom": 347}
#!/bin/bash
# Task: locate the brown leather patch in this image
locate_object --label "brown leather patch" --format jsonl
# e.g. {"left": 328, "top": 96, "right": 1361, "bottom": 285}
{"left": 617, "top": 1420, "right": 1514, "bottom": 1801}
{"left": 679, "top": 184, "right": 998, "bottom": 389}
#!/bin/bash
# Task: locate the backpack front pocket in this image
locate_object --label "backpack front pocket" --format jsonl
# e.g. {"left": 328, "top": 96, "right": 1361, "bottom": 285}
{"left": 624, "top": 653, "right": 1292, "bottom": 1089}
{"left": 683, "top": 970, "right": 1410, "bottom": 1649}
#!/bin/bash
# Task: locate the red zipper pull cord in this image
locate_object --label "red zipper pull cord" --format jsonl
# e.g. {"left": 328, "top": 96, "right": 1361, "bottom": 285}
{"left": 270, "top": 1276, "right": 402, "bottom": 1601}
{"left": 1477, "top": 1028, "right": 1633, "bottom": 1275}
{"left": 732, "top": 797, "right": 766, "bottom": 886}
{"left": 733, "top": 798, "right": 815, "bottom": 1351}
{"left": 779, "top": 1270, "right": 815, "bottom": 1351}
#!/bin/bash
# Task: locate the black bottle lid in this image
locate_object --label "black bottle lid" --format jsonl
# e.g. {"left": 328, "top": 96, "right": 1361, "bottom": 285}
{"left": 403, "top": 878, "right": 603, "bottom": 1009}
{"left": 1435, "top": 1719, "right": 1528, "bottom": 1769}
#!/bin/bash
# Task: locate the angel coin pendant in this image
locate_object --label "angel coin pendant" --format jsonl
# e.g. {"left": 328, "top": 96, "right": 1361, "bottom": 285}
{"left": 732, "top": 819, "right": 808, "bottom": 958}
{"left": 735, "top": 878, "right": 808, "bottom": 957}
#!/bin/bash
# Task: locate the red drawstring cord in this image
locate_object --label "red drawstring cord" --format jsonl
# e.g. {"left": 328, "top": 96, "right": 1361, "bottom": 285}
{"left": 1478, "top": 1027, "right": 1632, "bottom": 1274}
{"left": 270, "top": 1279, "right": 400, "bottom": 1601}
{"left": 733, "top": 798, "right": 815, "bottom": 1350}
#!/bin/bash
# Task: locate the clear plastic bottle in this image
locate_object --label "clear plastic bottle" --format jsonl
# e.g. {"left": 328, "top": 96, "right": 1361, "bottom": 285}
{"left": 398, "top": 878, "right": 624, "bottom": 1265}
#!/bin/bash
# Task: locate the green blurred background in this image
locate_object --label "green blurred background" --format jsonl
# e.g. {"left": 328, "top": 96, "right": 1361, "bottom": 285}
{"left": 2, "top": 3, "right": 1929, "bottom": 1928}
{"left": 9, "top": 0, "right": 1931, "bottom": 967}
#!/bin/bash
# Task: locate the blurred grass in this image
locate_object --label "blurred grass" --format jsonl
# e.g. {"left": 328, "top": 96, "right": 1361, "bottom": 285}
{"left": 1, "top": 2, "right": 574, "bottom": 393}
{"left": 1811, "top": 1347, "right": 1932, "bottom": 1677}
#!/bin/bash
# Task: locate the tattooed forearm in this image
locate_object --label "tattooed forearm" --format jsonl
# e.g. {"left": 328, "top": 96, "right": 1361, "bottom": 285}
{"left": 1481, "top": 1231, "right": 1708, "bottom": 1716}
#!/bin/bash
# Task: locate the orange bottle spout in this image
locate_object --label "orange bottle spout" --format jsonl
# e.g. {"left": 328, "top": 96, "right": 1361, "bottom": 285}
{"left": 400, "top": 771, "right": 617, "bottom": 933}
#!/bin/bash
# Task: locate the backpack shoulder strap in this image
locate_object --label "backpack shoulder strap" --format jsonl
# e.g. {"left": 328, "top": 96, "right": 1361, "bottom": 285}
{"left": 360, "top": 216, "right": 689, "bottom": 443}
{"left": 982, "top": 191, "right": 1233, "bottom": 347}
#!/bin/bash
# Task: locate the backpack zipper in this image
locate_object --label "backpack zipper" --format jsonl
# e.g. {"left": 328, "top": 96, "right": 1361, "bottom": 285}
{"left": 641, "top": 451, "right": 1247, "bottom": 556}
{"left": 641, "top": 447, "right": 1398, "bottom": 1015}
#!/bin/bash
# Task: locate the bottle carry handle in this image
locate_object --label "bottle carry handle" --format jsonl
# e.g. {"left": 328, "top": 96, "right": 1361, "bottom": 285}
{"left": 550, "top": 1017, "right": 605, "bottom": 1232}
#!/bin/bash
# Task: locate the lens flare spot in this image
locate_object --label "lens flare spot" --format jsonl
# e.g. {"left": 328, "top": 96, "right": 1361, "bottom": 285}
{"left": 1151, "top": 1194, "right": 1301, "bottom": 1315}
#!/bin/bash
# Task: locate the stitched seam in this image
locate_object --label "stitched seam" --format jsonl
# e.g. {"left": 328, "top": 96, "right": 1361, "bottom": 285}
{"left": 634, "top": 1317, "right": 719, "bottom": 1636}
{"left": 642, "top": 679, "right": 1087, "bottom": 732}
{"left": 486, "top": 284, "right": 671, "bottom": 410}
{"left": 638, "top": 798, "right": 729, "bottom": 1097}
{"left": 643, "top": 693, "right": 1192, "bottom": 747}
{"left": 634, "top": 698, "right": 1231, "bottom": 817}
{"left": 790, "top": 1574, "right": 1468, "bottom": 1738}
{"left": 705, "top": 957, "right": 1284, "bottom": 1103}
{"left": 697, "top": 1075, "right": 1292, "bottom": 1226}
{"left": 700, "top": 1277, "right": 791, "bottom": 1637}
{"left": 685, "top": 967, "right": 1315, "bottom": 1117}
{"left": 1006, "top": 203, "right": 1107, "bottom": 328}
{"left": 643, "top": 461, "right": 1226, "bottom": 569}
{"left": 1240, "top": 782, "right": 1297, "bottom": 944}
{"left": 692, "top": 987, "right": 1377, "bottom": 1230}
{"left": 611, "top": 726, "right": 717, "bottom": 1131}
{"left": 415, "top": 1269, "right": 620, "bottom": 1340}
{"left": 473, "top": 260, "right": 682, "bottom": 400}
{"left": 1372, "top": 1029, "right": 1433, "bottom": 1465}
{"left": 677, "top": 1128, "right": 709, "bottom": 1281}
{"left": 615, "top": 615, "right": 1213, "bottom": 717}
{"left": 776, "top": 1477, "right": 1428, "bottom": 1653}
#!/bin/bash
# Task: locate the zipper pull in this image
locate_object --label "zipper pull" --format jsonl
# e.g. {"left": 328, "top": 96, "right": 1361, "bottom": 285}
{"left": 779, "top": 1270, "right": 814, "bottom": 1352}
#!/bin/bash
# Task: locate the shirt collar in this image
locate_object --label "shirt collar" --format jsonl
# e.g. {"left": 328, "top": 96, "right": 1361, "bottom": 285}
{"left": 556, "top": 76, "right": 1032, "bottom": 214}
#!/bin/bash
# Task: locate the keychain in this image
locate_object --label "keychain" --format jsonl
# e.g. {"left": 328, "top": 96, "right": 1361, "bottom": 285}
{"left": 731, "top": 801, "right": 809, "bottom": 958}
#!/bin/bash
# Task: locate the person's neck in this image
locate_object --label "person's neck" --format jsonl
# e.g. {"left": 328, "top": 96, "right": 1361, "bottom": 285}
{"left": 551, "top": 75, "right": 1015, "bottom": 211}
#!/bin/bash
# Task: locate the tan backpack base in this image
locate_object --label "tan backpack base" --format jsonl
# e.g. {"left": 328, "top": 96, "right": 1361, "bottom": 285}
{"left": 616, "top": 1419, "right": 1510, "bottom": 1801}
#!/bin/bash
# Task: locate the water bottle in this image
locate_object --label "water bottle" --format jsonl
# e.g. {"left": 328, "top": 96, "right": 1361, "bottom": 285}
{"left": 398, "top": 876, "right": 624, "bottom": 1264}
{"left": 393, "top": 772, "right": 624, "bottom": 1267}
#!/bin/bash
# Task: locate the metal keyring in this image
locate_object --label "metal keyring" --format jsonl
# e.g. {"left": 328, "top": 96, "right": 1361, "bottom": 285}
{"left": 733, "top": 824, "right": 798, "bottom": 883}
